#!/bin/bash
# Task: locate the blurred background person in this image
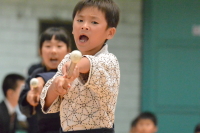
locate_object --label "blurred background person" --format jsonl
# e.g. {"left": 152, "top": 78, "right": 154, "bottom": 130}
{"left": 129, "top": 117, "right": 136, "bottom": 133}
{"left": 25, "top": 27, "right": 72, "bottom": 133}
{"left": 0, "top": 73, "right": 25, "bottom": 133}
{"left": 27, "top": 62, "right": 43, "bottom": 77}
{"left": 18, "top": 27, "right": 72, "bottom": 133}
{"left": 130, "top": 112, "right": 158, "bottom": 133}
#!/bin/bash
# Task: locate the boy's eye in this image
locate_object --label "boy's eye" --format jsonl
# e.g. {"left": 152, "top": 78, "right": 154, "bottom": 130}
{"left": 77, "top": 19, "right": 83, "bottom": 22}
{"left": 92, "top": 21, "right": 98, "bottom": 24}
{"left": 45, "top": 45, "right": 51, "bottom": 48}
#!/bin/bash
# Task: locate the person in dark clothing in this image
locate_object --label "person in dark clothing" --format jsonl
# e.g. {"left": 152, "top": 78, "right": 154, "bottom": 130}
{"left": 0, "top": 73, "right": 25, "bottom": 133}
{"left": 28, "top": 63, "right": 43, "bottom": 76}
{"left": 27, "top": 63, "right": 43, "bottom": 133}
{"left": 26, "top": 52, "right": 43, "bottom": 133}
{"left": 18, "top": 27, "right": 72, "bottom": 133}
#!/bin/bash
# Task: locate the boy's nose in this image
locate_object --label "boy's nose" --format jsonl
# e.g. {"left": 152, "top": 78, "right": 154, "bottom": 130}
{"left": 51, "top": 47, "right": 58, "bottom": 54}
{"left": 82, "top": 27, "right": 89, "bottom": 30}
{"left": 81, "top": 23, "right": 89, "bottom": 30}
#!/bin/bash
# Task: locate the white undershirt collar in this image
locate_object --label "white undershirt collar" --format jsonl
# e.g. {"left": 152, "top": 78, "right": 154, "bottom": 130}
{"left": 4, "top": 98, "right": 16, "bottom": 115}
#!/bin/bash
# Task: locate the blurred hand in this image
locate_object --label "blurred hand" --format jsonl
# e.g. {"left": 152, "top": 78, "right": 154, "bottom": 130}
{"left": 27, "top": 77, "right": 45, "bottom": 107}
{"left": 26, "top": 89, "right": 39, "bottom": 107}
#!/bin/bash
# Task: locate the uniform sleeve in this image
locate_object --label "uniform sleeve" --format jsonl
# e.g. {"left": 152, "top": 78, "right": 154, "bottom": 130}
{"left": 84, "top": 53, "right": 120, "bottom": 96}
{"left": 18, "top": 82, "right": 34, "bottom": 117}
{"left": 40, "top": 54, "right": 70, "bottom": 114}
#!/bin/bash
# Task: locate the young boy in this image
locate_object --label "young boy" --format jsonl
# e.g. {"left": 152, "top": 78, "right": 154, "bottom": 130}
{"left": 0, "top": 73, "right": 25, "bottom": 133}
{"left": 130, "top": 112, "right": 158, "bottom": 133}
{"left": 40, "top": 0, "right": 120, "bottom": 133}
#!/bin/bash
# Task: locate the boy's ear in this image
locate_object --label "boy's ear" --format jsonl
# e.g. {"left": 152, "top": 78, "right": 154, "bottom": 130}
{"left": 106, "top": 27, "right": 116, "bottom": 40}
{"left": 7, "top": 89, "right": 13, "bottom": 97}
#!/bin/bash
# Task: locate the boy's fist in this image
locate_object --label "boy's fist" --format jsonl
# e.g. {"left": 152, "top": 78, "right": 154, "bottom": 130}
{"left": 52, "top": 76, "right": 70, "bottom": 96}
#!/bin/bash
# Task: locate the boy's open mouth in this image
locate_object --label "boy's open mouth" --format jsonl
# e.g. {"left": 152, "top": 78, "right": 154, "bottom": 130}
{"left": 50, "top": 58, "right": 58, "bottom": 63}
{"left": 79, "top": 35, "right": 89, "bottom": 43}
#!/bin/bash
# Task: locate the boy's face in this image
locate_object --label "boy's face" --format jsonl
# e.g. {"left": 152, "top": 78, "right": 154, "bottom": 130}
{"left": 8, "top": 80, "right": 24, "bottom": 107}
{"left": 135, "top": 119, "right": 157, "bottom": 133}
{"left": 40, "top": 36, "right": 69, "bottom": 71}
{"left": 72, "top": 7, "right": 116, "bottom": 55}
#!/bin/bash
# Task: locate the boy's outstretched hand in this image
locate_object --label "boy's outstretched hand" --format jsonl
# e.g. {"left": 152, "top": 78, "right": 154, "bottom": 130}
{"left": 44, "top": 63, "right": 79, "bottom": 109}
{"left": 51, "top": 76, "right": 70, "bottom": 96}
{"left": 62, "top": 61, "right": 80, "bottom": 81}
{"left": 62, "top": 50, "right": 82, "bottom": 79}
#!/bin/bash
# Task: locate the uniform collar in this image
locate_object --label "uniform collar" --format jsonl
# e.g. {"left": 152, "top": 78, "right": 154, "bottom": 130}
{"left": 4, "top": 98, "right": 16, "bottom": 115}
{"left": 94, "top": 44, "right": 108, "bottom": 56}
{"left": 44, "top": 66, "right": 57, "bottom": 72}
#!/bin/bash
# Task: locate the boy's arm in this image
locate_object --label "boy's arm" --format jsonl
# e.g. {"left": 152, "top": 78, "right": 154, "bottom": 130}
{"left": 44, "top": 58, "right": 89, "bottom": 109}
{"left": 43, "top": 57, "right": 90, "bottom": 110}
{"left": 41, "top": 55, "right": 90, "bottom": 112}
{"left": 40, "top": 69, "right": 66, "bottom": 113}
{"left": 40, "top": 54, "right": 71, "bottom": 113}
{"left": 62, "top": 57, "right": 90, "bottom": 76}
{"left": 77, "top": 57, "right": 90, "bottom": 74}
{"left": 35, "top": 72, "right": 58, "bottom": 109}
{"left": 43, "top": 76, "right": 69, "bottom": 110}
{"left": 83, "top": 54, "right": 120, "bottom": 95}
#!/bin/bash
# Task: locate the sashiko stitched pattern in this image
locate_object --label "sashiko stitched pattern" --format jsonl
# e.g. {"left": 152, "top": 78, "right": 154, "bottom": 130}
{"left": 40, "top": 45, "right": 120, "bottom": 131}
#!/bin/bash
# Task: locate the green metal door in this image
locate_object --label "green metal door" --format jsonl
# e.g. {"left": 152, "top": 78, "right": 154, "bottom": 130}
{"left": 142, "top": 0, "right": 200, "bottom": 132}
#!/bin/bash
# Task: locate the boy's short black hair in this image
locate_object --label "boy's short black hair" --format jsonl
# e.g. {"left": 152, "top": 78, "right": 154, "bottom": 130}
{"left": 72, "top": 0, "right": 120, "bottom": 28}
{"left": 194, "top": 123, "right": 200, "bottom": 133}
{"left": 131, "top": 117, "right": 137, "bottom": 128}
{"left": 2, "top": 73, "right": 25, "bottom": 97}
{"left": 39, "top": 27, "right": 72, "bottom": 51}
{"left": 131, "top": 111, "right": 157, "bottom": 127}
